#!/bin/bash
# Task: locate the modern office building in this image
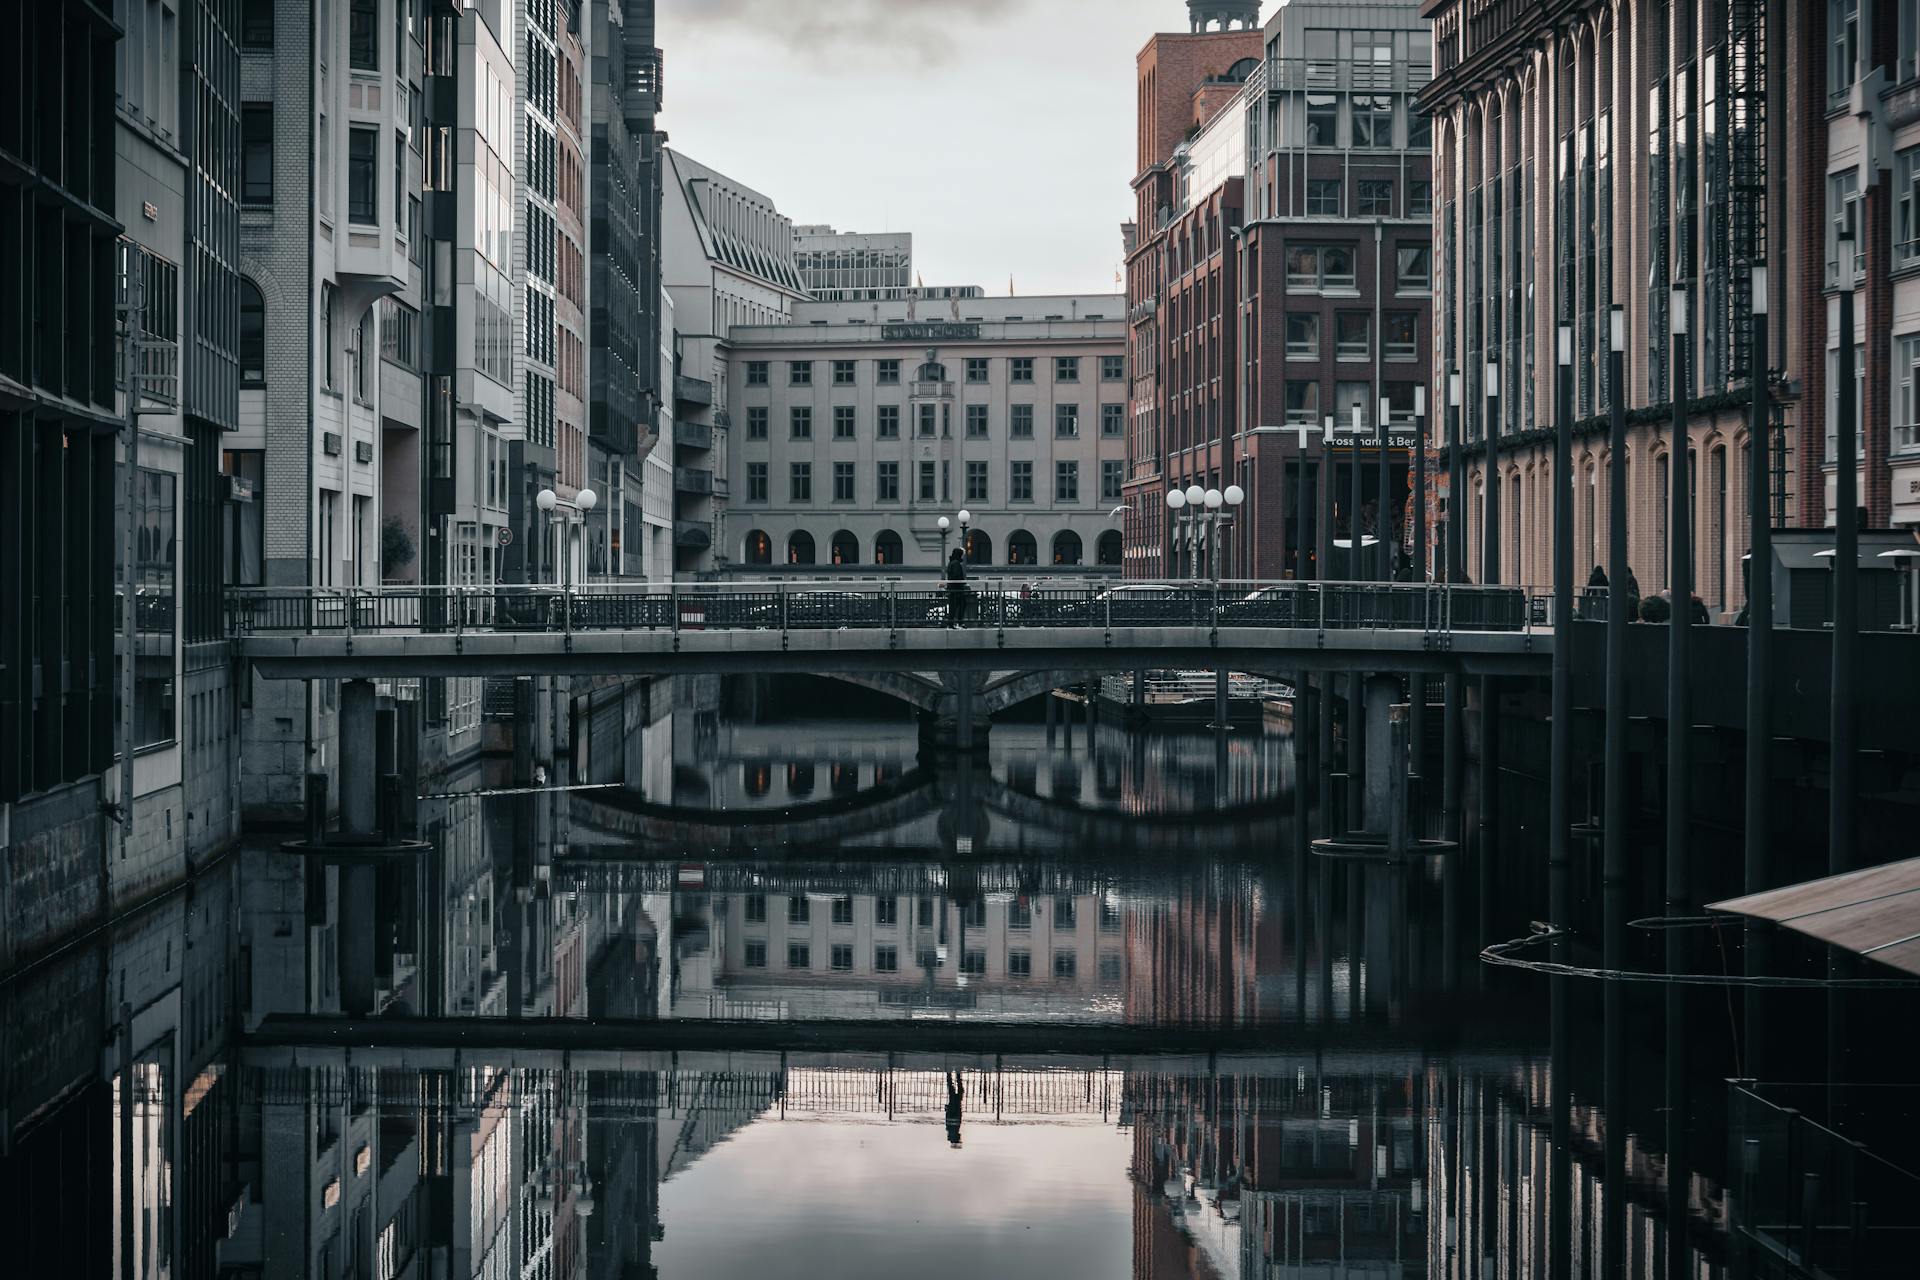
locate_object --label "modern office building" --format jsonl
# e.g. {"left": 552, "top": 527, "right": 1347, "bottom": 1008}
{"left": 1419, "top": 0, "right": 1805, "bottom": 618}
{"left": 1123, "top": 1, "right": 1434, "bottom": 581}
{"left": 724, "top": 295, "right": 1129, "bottom": 574}
{"left": 793, "top": 224, "right": 914, "bottom": 300}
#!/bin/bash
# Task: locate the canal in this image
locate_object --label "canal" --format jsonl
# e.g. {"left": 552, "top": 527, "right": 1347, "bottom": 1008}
{"left": 2, "top": 692, "right": 1915, "bottom": 1277}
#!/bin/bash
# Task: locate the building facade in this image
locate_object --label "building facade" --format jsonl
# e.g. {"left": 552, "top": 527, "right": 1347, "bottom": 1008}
{"left": 793, "top": 224, "right": 914, "bottom": 301}
{"left": 1419, "top": 0, "right": 1802, "bottom": 617}
{"left": 725, "top": 297, "right": 1129, "bottom": 574}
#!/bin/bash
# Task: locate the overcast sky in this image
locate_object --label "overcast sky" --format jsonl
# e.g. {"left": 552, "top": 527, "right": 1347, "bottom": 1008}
{"left": 657, "top": 0, "right": 1271, "bottom": 298}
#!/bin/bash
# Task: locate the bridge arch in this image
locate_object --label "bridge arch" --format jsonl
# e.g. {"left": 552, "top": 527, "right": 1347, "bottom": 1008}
{"left": 979, "top": 670, "right": 1061, "bottom": 716}
{"left": 798, "top": 670, "right": 944, "bottom": 714}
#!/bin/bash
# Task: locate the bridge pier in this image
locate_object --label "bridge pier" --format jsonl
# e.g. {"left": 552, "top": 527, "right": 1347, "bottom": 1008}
{"left": 923, "top": 671, "right": 991, "bottom": 754}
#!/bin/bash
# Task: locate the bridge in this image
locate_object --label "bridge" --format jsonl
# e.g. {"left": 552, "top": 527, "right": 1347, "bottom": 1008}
{"left": 228, "top": 580, "right": 1553, "bottom": 681}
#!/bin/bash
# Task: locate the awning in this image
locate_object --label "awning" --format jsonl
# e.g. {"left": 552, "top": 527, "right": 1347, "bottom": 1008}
{"left": 1709, "top": 858, "right": 1920, "bottom": 976}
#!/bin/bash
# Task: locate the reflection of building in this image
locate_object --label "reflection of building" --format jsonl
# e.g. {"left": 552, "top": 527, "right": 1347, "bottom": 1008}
{"left": 725, "top": 296, "right": 1128, "bottom": 572}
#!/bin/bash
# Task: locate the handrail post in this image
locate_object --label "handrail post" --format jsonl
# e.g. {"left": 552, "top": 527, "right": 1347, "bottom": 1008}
{"left": 780, "top": 581, "right": 789, "bottom": 633}
{"left": 671, "top": 584, "right": 680, "bottom": 634}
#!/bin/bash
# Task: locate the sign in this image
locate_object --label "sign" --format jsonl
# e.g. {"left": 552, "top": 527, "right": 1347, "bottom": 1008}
{"left": 497, "top": 526, "right": 513, "bottom": 546}
{"left": 881, "top": 322, "right": 980, "bottom": 342}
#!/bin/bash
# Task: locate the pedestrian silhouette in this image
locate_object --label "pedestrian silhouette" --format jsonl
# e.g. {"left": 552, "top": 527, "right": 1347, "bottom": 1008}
{"left": 945, "top": 1072, "right": 965, "bottom": 1148}
{"left": 945, "top": 549, "right": 970, "bottom": 628}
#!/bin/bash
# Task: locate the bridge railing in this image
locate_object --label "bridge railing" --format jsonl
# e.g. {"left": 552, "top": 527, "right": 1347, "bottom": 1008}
{"left": 226, "top": 580, "right": 1549, "bottom": 638}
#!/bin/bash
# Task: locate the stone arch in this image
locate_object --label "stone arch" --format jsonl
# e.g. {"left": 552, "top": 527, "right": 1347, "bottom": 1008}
{"left": 808, "top": 671, "right": 943, "bottom": 715}
{"left": 979, "top": 670, "right": 1062, "bottom": 717}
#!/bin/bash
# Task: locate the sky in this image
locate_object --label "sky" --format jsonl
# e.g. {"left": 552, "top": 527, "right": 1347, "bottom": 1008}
{"left": 656, "top": 0, "right": 1271, "bottom": 299}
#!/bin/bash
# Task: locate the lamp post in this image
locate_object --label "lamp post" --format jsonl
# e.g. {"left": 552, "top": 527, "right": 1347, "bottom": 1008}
{"left": 1745, "top": 263, "right": 1772, "bottom": 898}
{"left": 1164, "top": 484, "right": 1243, "bottom": 584}
{"left": 1668, "top": 282, "right": 1692, "bottom": 918}
{"left": 1447, "top": 370, "right": 1464, "bottom": 584}
{"left": 1378, "top": 396, "right": 1394, "bottom": 582}
{"left": 1551, "top": 320, "right": 1575, "bottom": 943}
{"left": 1832, "top": 219, "right": 1858, "bottom": 880}
{"left": 1484, "top": 354, "right": 1501, "bottom": 585}
{"left": 1414, "top": 385, "right": 1428, "bottom": 583}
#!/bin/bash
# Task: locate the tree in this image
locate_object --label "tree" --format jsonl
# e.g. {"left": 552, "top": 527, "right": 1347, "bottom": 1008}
{"left": 381, "top": 515, "right": 416, "bottom": 579}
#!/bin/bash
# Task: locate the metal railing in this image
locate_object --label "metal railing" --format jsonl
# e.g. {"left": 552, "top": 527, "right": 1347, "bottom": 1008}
{"left": 225, "top": 579, "right": 1548, "bottom": 640}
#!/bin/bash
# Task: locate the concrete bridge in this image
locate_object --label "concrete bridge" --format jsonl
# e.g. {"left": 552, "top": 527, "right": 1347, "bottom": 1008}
{"left": 228, "top": 581, "right": 1553, "bottom": 684}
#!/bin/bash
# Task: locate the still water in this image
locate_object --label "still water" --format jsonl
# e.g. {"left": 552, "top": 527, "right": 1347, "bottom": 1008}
{"left": 3, "top": 708, "right": 1911, "bottom": 1277}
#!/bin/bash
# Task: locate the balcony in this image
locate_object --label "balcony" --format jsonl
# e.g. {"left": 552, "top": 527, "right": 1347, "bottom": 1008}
{"left": 674, "top": 373, "right": 713, "bottom": 408}
{"left": 674, "top": 520, "right": 712, "bottom": 551}
{"left": 1265, "top": 56, "right": 1432, "bottom": 97}
{"left": 674, "top": 466, "right": 713, "bottom": 496}
{"left": 675, "top": 421, "right": 714, "bottom": 451}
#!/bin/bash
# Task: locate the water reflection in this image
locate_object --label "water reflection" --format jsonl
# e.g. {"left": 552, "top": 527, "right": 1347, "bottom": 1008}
{"left": 3, "top": 719, "right": 1892, "bottom": 1277}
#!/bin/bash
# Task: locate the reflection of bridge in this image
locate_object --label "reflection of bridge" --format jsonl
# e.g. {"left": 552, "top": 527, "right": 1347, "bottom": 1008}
{"left": 565, "top": 766, "right": 1290, "bottom": 858}
{"left": 229, "top": 581, "right": 1550, "bottom": 681}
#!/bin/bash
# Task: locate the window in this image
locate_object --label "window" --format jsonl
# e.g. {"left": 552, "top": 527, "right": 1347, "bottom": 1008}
{"left": 1102, "top": 404, "right": 1124, "bottom": 437}
{"left": 790, "top": 462, "right": 812, "bottom": 503}
{"left": 1011, "top": 357, "right": 1034, "bottom": 383}
{"left": 746, "top": 361, "right": 769, "bottom": 386}
{"left": 877, "top": 461, "right": 899, "bottom": 501}
{"left": 242, "top": 106, "right": 273, "bottom": 204}
{"left": 1353, "top": 95, "right": 1394, "bottom": 148}
{"left": 877, "top": 405, "right": 900, "bottom": 438}
{"left": 1408, "top": 110, "right": 1433, "bottom": 150}
{"left": 1099, "top": 953, "right": 1122, "bottom": 980}
{"left": 1335, "top": 381, "right": 1372, "bottom": 429}
{"left": 744, "top": 894, "right": 768, "bottom": 922}
{"left": 875, "top": 946, "right": 898, "bottom": 973}
{"left": 787, "top": 944, "right": 811, "bottom": 970}
{"left": 918, "top": 404, "right": 938, "bottom": 437}
{"left": 966, "top": 357, "right": 989, "bottom": 383}
{"left": 1410, "top": 180, "right": 1433, "bottom": 217}
{"left": 1396, "top": 245, "right": 1432, "bottom": 291}
{"left": 1385, "top": 312, "right": 1418, "bottom": 361}
{"left": 832, "top": 359, "right": 856, "bottom": 386}
{"left": 1009, "top": 951, "right": 1032, "bottom": 977}
{"left": 1832, "top": 0, "right": 1860, "bottom": 104}
{"left": 961, "top": 950, "right": 986, "bottom": 976}
{"left": 788, "top": 895, "right": 812, "bottom": 923}
{"left": 833, "top": 406, "right": 856, "bottom": 439}
{"left": 747, "top": 406, "right": 769, "bottom": 439}
{"left": 1899, "top": 149, "right": 1920, "bottom": 269}
{"left": 1307, "top": 179, "right": 1341, "bottom": 216}
{"left": 241, "top": 0, "right": 273, "bottom": 46}
{"left": 830, "top": 462, "right": 855, "bottom": 502}
{"left": 1335, "top": 313, "right": 1371, "bottom": 361}
{"left": 966, "top": 461, "right": 988, "bottom": 503}
{"left": 877, "top": 359, "right": 901, "bottom": 384}
{"left": 1826, "top": 343, "right": 1866, "bottom": 462}
{"left": 1900, "top": 334, "right": 1920, "bottom": 451}
{"left": 1011, "top": 404, "right": 1034, "bottom": 438}
{"left": 746, "top": 462, "right": 767, "bottom": 501}
{"left": 1904, "top": 0, "right": 1920, "bottom": 83}
{"left": 320, "top": 284, "right": 337, "bottom": 389}
{"left": 1101, "top": 355, "right": 1124, "bottom": 380}
{"left": 1055, "top": 461, "right": 1079, "bottom": 502}
{"left": 1055, "top": 404, "right": 1080, "bottom": 438}
{"left": 965, "top": 404, "right": 988, "bottom": 438}
{"left": 1306, "top": 94, "right": 1338, "bottom": 147}
{"left": 1828, "top": 170, "right": 1863, "bottom": 286}
{"left": 349, "top": 0, "right": 378, "bottom": 69}
{"left": 1286, "top": 313, "right": 1320, "bottom": 359}
{"left": 745, "top": 941, "right": 767, "bottom": 968}
{"left": 1284, "top": 380, "right": 1320, "bottom": 424}
{"left": 789, "top": 361, "right": 813, "bottom": 386}
{"left": 1009, "top": 901, "right": 1031, "bottom": 929}
{"left": 1287, "top": 245, "right": 1355, "bottom": 290}
{"left": 1054, "top": 951, "right": 1078, "bottom": 978}
{"left": 239, "top": 280, "right": 266, "bottom": 382}
{"left": 919, "top": 461, "right": 936, "bottom": 502}
{"left": 1010, "top": 461, "right": 1034, "bottom": 502}
{"left": 348, "top": 128, "right": 378, "bottom": 224}
{"left": 790, "top": 406, "right": 812, "bottom": 439}
{"left": 1055, "top": 356, "right": 1080, "bottom": 383}
{"left": 1102, "top": 460, "right": 1124, "bottom": 501}
{"left": 832, "top": 896, "right": 854, "bottom": 924}
{"left": 1358, "top": 179, "right": 1395, "bottom": 216}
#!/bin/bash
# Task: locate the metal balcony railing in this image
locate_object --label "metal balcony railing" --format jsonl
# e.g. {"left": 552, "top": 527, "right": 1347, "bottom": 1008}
{"left": 1265, "top": 56, "right": 1433, "bottom": 97}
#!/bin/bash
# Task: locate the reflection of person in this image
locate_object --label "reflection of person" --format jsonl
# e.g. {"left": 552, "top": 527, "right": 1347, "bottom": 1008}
{"left": 945, "top": 1072, "right": 965, "bottom": 1148}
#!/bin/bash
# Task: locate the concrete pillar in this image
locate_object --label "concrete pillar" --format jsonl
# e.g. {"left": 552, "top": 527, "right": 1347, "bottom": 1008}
{"left": 340, "top": 679, "right": 377, "bottom": 836}
{"left": 1132, "top": 668, "right": 1147, "bottom": 714}
{"left": 1362, "top": 673, "right": 1400, "bottom": 837}
{"left": 337, "top": 862, "right": 378, "bottom": 1015}
{"left": 1045, "top": 675, "right": 1058, "bottom": 743}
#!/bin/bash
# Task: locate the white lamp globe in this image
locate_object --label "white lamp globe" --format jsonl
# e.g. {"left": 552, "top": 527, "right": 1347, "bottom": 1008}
{"left": 1166, "top": 489, "right": 1187, "bottom": 511}
{"left": 957, "top": 509, "right": 973, "bottom": 525}
{"left": 536, "top": 489, "right": 558, "bottom": 513}
{"left": 1185, "top": 484, "right": 1205, "bottom": 507}
{"left": 1204, "top": 489, "right": 1223, "bottom": 510}
{"left": 577, "top": 489, "right": 598, "bottom": 512}
{"left": 937, "top": 516, "right": 951, "bottom": 531}
{"left": 1224, "top": 484, "right": 1245, "bottom": 506}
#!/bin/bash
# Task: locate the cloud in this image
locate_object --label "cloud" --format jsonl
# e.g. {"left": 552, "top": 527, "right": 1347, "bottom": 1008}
{"left": 660, "top": 0, "right": 1018, "bottom": 66}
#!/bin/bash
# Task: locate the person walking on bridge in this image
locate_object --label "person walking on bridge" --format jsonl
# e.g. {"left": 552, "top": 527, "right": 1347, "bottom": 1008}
{"left": 945, "top": 547, "right": 971, "bottom": 628}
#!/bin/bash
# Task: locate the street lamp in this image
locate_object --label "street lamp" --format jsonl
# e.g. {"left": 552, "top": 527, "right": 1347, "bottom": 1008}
{"left": 537, "top": 488, "right": 561, "bottom": 587}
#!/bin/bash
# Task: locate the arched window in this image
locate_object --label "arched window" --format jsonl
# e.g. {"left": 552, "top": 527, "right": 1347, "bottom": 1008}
{"left": 1053, "top": 531, "right": 1083, "bottom": 566}
{"left": 1007, "top": 530, "right": 1038, "bottom": 566}
{"left": 788, "top": 531, "right": 816, "bottom": 565}
{"left": 830, "top": 530, "right": 859, "bottom": 565}
{"left": 874, "top": 530, "right": 904, "bottom": 565}
{"left": 240, "top": 279, "right": 266, "bottom": 383}
{"left": 744, "top": 530, "right": 773, "bottom": 565}
{"left": 966, "top": 529, "right": 993, "bottom": 565}
{"left": 916, "top": 361, "right": 947, "bottom": 383}
{"left": 1096, "top": 530, "right": 1123, "bottom": 566}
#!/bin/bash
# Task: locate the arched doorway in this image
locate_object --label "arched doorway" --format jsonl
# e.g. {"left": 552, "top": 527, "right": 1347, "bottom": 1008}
{"left": 830, "top": 530, "right": 859, "bottom": 565}
{"left": 966, "top": 529, "right": 993, "bottom": 565}
{"left": 874, "top": 530, "right": 904, "bottom": 566}
{"left": 1096, "top": 530, "right": 1122, "bottom": 566}
{"left": 1007, "top": 530, "right": 1038, "bottom": 566}
{"left": 744, "top": 530, "right": 773, "bottom": 565}
{"left": 788, "top": 531, "right": 816, "bottom": 565}
{"left": 1053, "top": 531, "right": 1083, "bottom": 566}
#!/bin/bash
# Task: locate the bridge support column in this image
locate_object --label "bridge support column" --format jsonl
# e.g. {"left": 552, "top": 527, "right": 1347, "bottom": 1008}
{"left": 925, "top": 671, "right": 990, "bottom": 753}
{"left": 1361, "top": 674, "right": 1400, "bottom": 839}
{"left": 1044, "top": 675, "right": 1058, "bottom": 743}
{"left": 1132, "top": 669, "right": 1147, "bottom": 718}
{"left": 340, "top": 679, "right": 378, "bottom": 836}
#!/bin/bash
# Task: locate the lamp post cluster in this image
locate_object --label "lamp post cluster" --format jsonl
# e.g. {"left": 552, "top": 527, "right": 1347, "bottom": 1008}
{"left": 936, "top": 510, "right": 976, "bottom": 561}
{"left": 536, "top": 486, "right": 598, "bottom": 588}
{"left": 1165, "top": 483, "right": 1245, "bottom": 583}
